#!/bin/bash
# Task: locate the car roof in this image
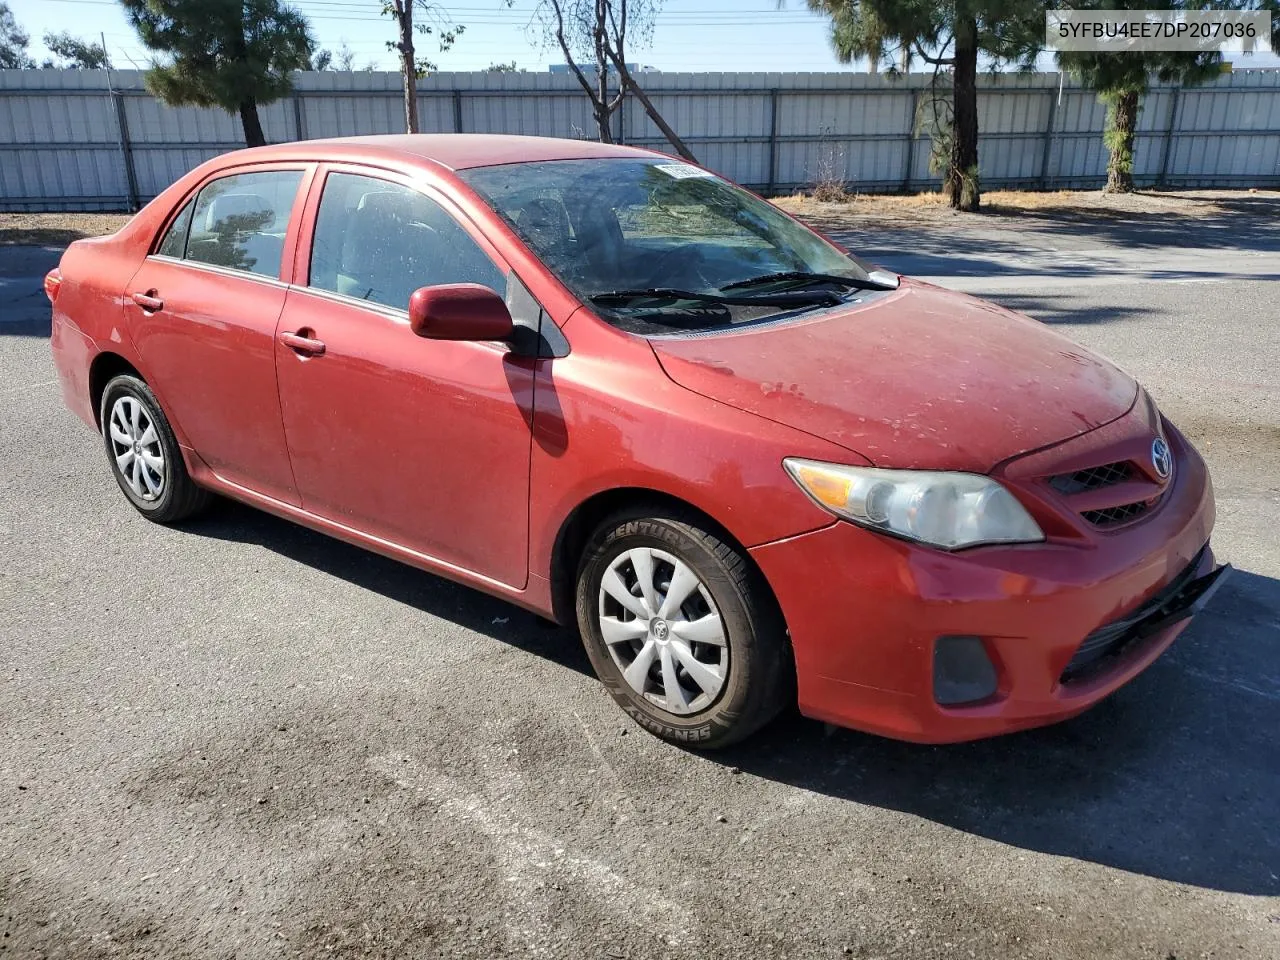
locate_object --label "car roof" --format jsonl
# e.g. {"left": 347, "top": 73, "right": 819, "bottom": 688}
{"left": 219, "top": 134, "right": 659, "bottom": 172}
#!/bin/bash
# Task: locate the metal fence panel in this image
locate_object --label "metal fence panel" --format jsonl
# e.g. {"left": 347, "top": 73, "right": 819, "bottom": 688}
{"left": 1, "top": 67, "right": 1277, "bottom": 210}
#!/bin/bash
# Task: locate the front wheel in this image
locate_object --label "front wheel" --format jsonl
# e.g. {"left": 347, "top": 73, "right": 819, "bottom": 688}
{"left": 576, "top": 513, "right": 790, "bottom": 748}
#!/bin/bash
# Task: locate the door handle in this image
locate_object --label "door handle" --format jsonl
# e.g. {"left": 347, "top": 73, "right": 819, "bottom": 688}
{"left": 279, "top": 330, "right": 326, "bottom": 357}
{"left": 131, "top": 290, "right": 163, "bottom": 312}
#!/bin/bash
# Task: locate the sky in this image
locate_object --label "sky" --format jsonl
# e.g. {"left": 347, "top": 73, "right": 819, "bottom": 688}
{"left": 10, "top": 0, "right": 1280, "bottom": 73}
{"left": 12, "top": 0, "right": 869, "bottom": 73}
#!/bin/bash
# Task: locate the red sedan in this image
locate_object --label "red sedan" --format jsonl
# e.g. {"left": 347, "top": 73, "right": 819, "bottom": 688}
{"left": 47, "top": 135, "right": 1227, "bottom": 747}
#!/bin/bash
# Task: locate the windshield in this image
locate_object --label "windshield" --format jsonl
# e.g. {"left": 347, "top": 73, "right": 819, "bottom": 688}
{"left": 459, "top": 158, "right": 878, "bottom": 335}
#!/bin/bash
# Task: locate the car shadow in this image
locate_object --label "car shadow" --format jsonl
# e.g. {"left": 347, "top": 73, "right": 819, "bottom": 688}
{"left": 802, "top": 190, "right": 1280, "bottom": 257}
{"left": 0, "top": 245, "right": 61, "bottom": 338}
{"left": 980, "top": 193, "right": 1280, "bottom": 253}
{"left": 796, "top": 194, "right": 1280, "bottom": 308}
{"left": 190, "top": 495, "right": 1279, "bottom": 895}
{"left": 710, "top": 568, "right": 1280, "bottom": 897}
{"left": 979, "top": 292, "right": 1167, "bottom": 326}
{"left": 828, "top": 224, "right": 1280, "bottom": 287}
{"left": 183, "top": 499, "right": 593, "bottom": 678}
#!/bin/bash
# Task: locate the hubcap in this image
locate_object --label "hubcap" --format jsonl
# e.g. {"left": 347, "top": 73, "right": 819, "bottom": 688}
{"left": 107, "top": 396, "right": 166, "bottom": 502}
{"left": 597, "top": 547, "right": 728, "bottom": 716}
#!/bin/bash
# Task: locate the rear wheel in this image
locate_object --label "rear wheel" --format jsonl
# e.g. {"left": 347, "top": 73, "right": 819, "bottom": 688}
{"left": 100, "top": 374, "right": 211, "bottom": 523}
{"left": 576, "top": 513, "right": 790, "bottom": 748}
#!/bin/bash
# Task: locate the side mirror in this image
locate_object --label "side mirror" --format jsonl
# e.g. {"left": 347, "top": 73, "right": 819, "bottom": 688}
{"left": 408, "top": 283, "right": 514, "bottom": 342}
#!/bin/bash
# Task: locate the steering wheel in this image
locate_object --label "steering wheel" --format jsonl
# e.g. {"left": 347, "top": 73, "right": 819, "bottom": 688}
{"left": 647, "top": 244, "right": 714, "bottom": 289}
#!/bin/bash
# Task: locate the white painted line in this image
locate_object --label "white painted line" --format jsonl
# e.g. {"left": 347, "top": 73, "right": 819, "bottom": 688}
{"left": 368, "top": 750, "right": 701, "bottom": 951}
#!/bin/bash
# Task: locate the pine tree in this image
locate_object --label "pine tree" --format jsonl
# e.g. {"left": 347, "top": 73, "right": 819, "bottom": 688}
{"left": 121, "top": 0, "right": 314, "bottom": 148}
{"left": 808, "top": 0, "right": 1043, "bottom": 211}
{"left": 1058, "top": 1, "right": 1279, "bottom": 193}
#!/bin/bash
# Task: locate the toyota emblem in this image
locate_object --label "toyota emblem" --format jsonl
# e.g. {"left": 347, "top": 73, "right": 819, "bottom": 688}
{"left": 1151, "top": 437, "right": 1172, "bottom": 480}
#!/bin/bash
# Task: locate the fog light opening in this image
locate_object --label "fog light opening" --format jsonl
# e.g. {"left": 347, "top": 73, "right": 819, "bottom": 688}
{"left": 933, "top": 635, "right": 998, "bottom": 706}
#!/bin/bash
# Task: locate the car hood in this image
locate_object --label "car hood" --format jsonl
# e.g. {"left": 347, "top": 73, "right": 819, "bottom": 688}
{"left": 649, "top": 279, "right": 1138, "bottom": 472}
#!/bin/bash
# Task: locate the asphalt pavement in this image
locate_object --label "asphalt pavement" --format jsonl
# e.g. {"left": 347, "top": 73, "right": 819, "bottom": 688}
{"left": 2, "top": 205, "right": 1278, "bottom": 959}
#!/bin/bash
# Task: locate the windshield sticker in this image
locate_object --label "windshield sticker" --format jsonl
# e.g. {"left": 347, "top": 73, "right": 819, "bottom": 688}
{"left": 653, "top": 163, "right": 716, "bottom": 180}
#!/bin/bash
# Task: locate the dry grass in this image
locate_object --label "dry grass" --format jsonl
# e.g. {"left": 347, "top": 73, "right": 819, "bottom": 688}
{"left": 0, "top": 212, "right": 133, "bottom": 246}
{"left": 774, "top": 187, "right": 1280, "bottom": 226}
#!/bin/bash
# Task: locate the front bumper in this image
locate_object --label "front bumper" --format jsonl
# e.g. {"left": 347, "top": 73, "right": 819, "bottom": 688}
{"left": 750, "top": 431, "right": 1218, "bottom": 744}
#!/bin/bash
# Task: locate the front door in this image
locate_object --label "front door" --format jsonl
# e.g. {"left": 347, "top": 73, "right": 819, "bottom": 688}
{"left": 127, "top": 166, "right": 309, "bottom": 503}
{"left": 274, "top": 169, "right": 534, "bottom": 588}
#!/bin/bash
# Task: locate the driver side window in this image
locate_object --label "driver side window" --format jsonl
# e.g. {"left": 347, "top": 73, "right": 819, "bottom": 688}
{"left": 308, "top": 172, "right": 506, "bottom": 312}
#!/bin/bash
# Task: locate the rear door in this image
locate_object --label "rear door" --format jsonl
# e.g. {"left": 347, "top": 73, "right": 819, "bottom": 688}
{"left": 127, "top": 164, "right": 313, "bottom": 503}
{"left": 274, "top": 166, "right": 535, "bottom": 588}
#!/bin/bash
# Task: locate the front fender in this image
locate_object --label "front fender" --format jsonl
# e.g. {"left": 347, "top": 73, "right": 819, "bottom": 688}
{"left": 525, "top": 323, "right": 859, "bottom": 585}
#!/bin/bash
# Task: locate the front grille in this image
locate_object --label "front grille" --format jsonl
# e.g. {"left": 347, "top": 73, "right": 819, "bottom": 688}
{"left": 1049, "top": 461, "right": 1133, "bottom": 495}
{"left": 1060, "top": 547, "right": 1207, "bottom": 683}
{"left": 1082, "top": 501, "right": 1151, "bottom": 527}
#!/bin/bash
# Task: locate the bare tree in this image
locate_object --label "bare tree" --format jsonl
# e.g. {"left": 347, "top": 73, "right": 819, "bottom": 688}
{"left": 532, "top": 0, "right": 696, "bottom": 162}
{"left": 386, "top": 1, "right": 419, "bottom": 132}
{"left": 534, "top": 0, "right": 621, "bottom": 142}
{"left": 335, "top": 41, "right": 358, "bottom": 71}
{"left": 600, "top": 26, "right": 696, "bottom": 162}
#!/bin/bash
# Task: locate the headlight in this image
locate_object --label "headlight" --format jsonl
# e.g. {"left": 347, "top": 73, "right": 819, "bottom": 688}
{"left": 783, "top": 458, "right": 1044, "bottom": 550}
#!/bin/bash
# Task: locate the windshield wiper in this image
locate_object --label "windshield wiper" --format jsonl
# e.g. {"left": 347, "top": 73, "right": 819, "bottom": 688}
{"left": 720, "top": 270, "right": 896, "bottom": 292}
{"left": 589, "top": 287, "right": 843, "bottom": 309}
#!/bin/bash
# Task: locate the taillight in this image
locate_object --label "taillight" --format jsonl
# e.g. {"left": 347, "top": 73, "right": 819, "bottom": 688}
{"left": 44, "top": 269, "right": 62, "bottom": 303}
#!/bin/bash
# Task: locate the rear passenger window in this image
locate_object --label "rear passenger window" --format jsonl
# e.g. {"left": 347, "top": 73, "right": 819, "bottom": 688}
{"left": 184, "top": 170, "right": 303, "bottom": 279}
{"left": 309, "top": 172, "right": 505, "bottom": 311}
{"left": 157, "top": 199, "right": 194, "bottom": 259}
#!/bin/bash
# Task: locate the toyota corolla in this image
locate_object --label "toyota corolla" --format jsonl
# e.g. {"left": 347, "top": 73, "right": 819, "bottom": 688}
{"left": 47, "top": 134, "right": 1227, "bottom": 747}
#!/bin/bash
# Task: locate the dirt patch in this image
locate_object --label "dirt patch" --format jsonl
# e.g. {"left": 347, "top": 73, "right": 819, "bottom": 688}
{"left": 0, "top": 213, "right": 133, "bottom": 247}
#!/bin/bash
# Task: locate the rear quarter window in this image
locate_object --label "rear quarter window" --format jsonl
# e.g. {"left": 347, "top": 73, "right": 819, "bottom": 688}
{"left": 156, "top": 200, "right": 194, "bottom": 259}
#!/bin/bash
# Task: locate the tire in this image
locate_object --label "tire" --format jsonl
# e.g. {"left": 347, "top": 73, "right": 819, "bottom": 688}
{"left": 576, "top": 512, "right": 791, "bottom": 749}
{"left": 99, "top": 374, "right": 211, "bottom": 523}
